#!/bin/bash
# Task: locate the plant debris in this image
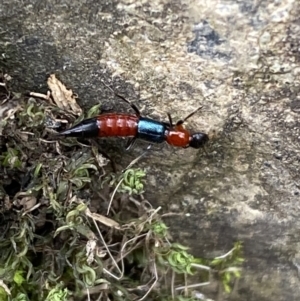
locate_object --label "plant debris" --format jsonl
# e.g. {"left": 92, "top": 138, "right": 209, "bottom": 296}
{"left": 0, "top": 73, "right": 243, "bottom": 301}
{"left": 47, "top": 74, "right": 82, "bottom": 115}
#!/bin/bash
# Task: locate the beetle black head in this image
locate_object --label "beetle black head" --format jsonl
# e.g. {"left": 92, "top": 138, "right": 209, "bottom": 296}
{"left": 189, "top": 132, "right": 209, "bottom": 149}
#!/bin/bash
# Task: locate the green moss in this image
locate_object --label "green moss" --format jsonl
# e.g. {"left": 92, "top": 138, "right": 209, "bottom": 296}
{"left": 0, "top": 74, "right": 244, "bottom": 301}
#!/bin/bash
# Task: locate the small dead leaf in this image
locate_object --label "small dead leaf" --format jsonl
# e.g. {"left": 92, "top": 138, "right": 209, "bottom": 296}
{"left": 47, "top": 74, "right": 82, "bottom": 115}
{"left": 86, "top": 239, "right": 97, "bottom": 264}
{"left": 4, "top": 74, "right": 12, "bottom": 81}
{"left": 22, "top": 203, "right": 41, "bottom": 216}
{"left": 85, "top": 207, "right": 121, "bottom": 229}
{"left": 91, "top": 145, "right": 109, "bottom": 168}
{"left": 17, "top": 131, "right": 31, "bottom": 142}
{"left": 14, "top": 196, "right": 37, "bottom": 211}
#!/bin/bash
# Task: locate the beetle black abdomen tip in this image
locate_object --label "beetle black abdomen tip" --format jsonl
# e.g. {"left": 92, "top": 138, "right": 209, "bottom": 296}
{"left": 59, "top": 117, "right": 99, "bottom": 138}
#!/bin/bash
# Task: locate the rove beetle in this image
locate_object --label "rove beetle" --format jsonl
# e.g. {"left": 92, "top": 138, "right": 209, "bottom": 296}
{"left": 59, "top": 84, "right": 209, "bottom": 150}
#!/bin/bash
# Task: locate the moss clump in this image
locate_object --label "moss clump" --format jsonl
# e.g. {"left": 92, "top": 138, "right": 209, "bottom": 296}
{"left": 0, "top": 73, "right": 243, "bottom": 301}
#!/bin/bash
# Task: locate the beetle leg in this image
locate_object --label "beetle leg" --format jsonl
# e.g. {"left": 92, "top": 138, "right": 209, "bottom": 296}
{"left": 125, "top": 137, "right": 137, "bottom": 150}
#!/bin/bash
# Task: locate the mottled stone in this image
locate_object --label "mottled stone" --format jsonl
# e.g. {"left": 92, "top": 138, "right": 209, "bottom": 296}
{"left": 1, "top": 0, "right": 300, "bottom": 300}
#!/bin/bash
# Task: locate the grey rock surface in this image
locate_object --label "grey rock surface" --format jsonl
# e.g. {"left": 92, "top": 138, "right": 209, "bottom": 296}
{"left": 1, "top": 0, "right": 300, "bottom": 300}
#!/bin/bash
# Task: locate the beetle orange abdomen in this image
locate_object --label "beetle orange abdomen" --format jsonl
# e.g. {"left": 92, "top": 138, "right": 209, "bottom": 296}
{"left": 97, "top": 114, "right": 139, "bottom": 137}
